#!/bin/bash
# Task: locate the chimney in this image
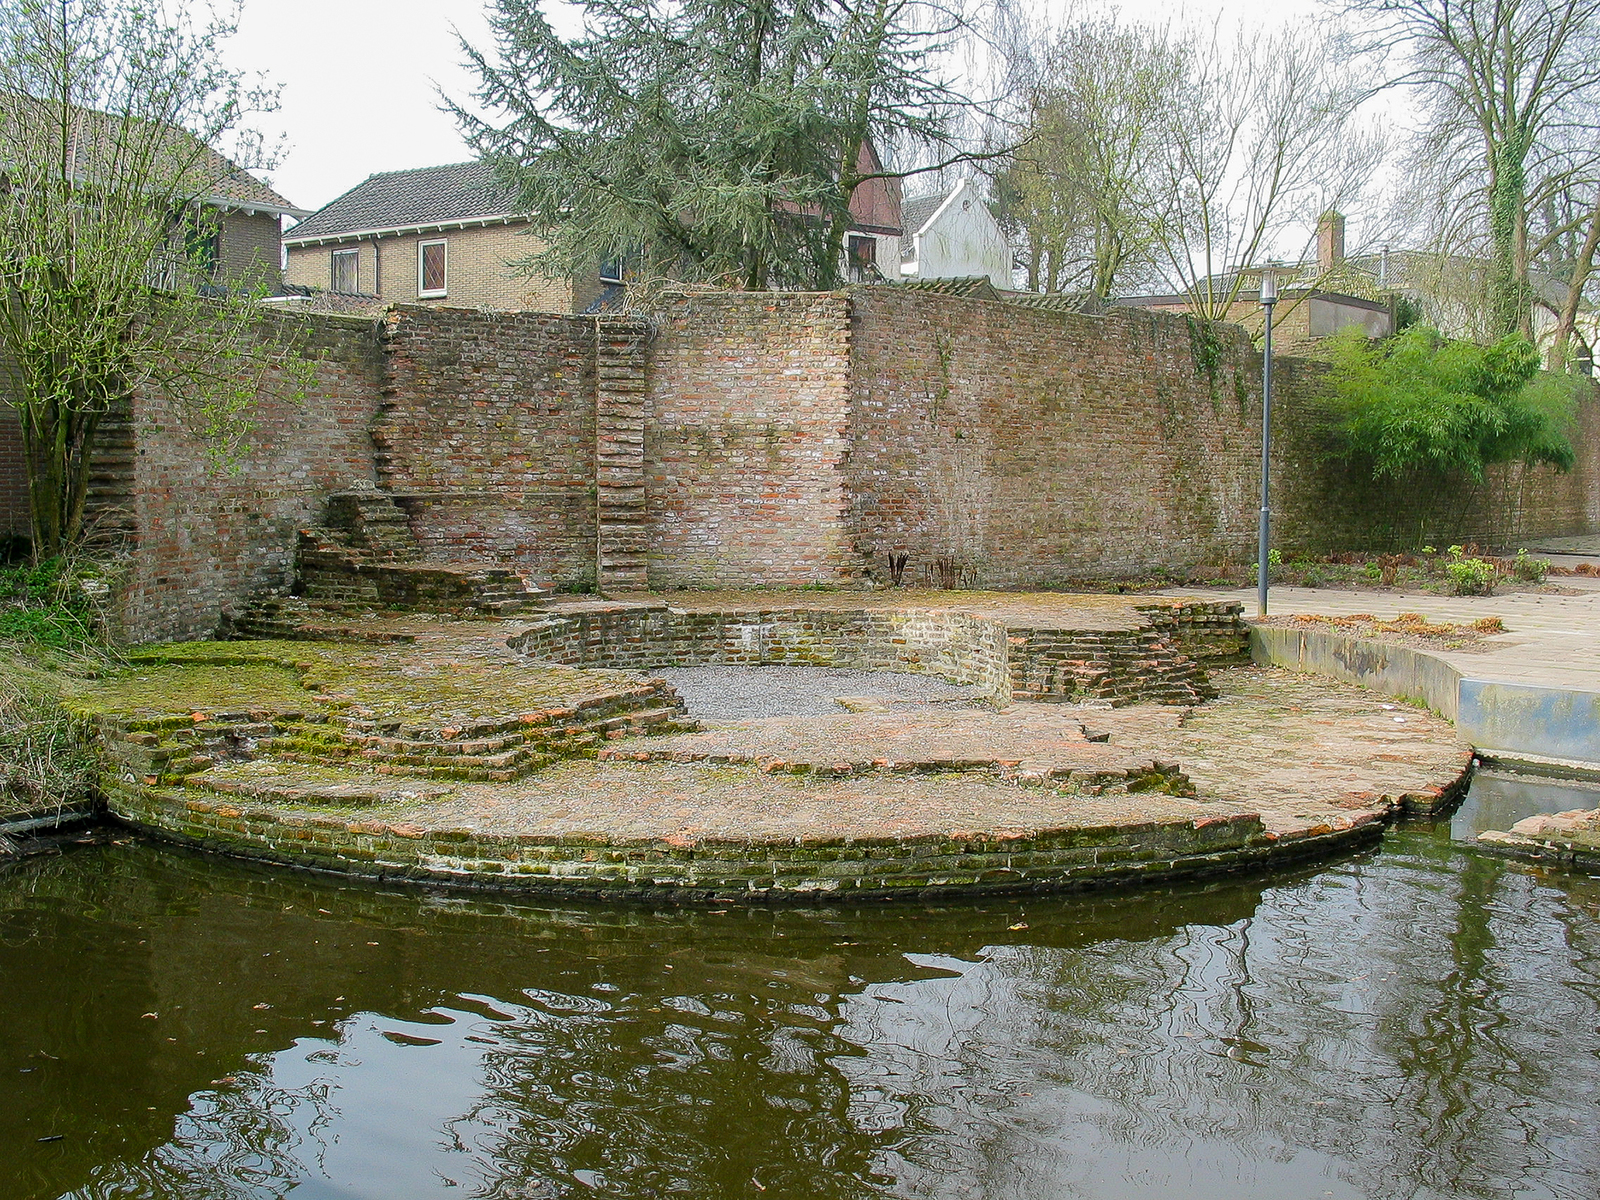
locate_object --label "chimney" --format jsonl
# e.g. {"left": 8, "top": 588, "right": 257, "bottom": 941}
{"left": 1317, "top": 211, "right": 1346, "bottom": 274}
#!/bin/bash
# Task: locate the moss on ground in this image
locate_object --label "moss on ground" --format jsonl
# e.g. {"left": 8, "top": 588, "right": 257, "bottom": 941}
{"left": 74, "top": 637, "right": 653, "bottom": 730}
{"left": 64, "top": 662, "right": 323, "bottom": 719}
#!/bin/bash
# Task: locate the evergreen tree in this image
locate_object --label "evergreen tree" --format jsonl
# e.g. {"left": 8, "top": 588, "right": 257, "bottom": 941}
{"left": 454, "top": 0, "right": 971, "bottom": 291}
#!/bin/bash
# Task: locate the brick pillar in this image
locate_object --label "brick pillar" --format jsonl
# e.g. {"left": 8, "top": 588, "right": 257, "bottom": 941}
{"left": 594, "top": 318, "right": 651, "bottom": 591}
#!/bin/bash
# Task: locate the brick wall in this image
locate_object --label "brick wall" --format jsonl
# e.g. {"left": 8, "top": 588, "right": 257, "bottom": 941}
{"left": 0, "top": 400, "right": 27, "bottom": 546}
{"left": 285, "top": 223, "right": 586, "bottom": 312}
{"left": 220, "top": 211, "right": 284, "bottom": 292}
{"left": 644, "top": 292, "right": 858, "bottom": 588}
{"left": 846, "top": 287, "right": 1599, "bottom": 584}
{"left": 846, "top": 288, "right": 1264, "bottom": 585}
{"left": 119, "top": 311, "right": 384, "bottom": 641}
{"left": 374, "top": 305, "right": 599, "bottom": 588}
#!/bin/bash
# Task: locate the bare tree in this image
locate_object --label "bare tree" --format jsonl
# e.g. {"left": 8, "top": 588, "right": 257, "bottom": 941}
{"left": 1341, "top": 0, "right": 1600, "bottom": 344}
{"left": 994, "top": 13, "right": 1380, "bottom": 317}
{"left": 1151, "top": 21, "right": 1383, "bottom": 321}
{"left": 992, "top": 15, "right": 1185, "bottom": 297}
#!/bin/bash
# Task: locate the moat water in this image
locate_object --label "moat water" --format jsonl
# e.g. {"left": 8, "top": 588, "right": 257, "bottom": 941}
{"left": 3, "top": 774, "right": 1598, "bottom": 1200}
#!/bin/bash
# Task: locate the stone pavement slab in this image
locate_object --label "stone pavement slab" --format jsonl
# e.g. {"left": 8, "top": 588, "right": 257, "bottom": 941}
{"left": 1162, "top": 584, "right": 1600, "bottom": 693}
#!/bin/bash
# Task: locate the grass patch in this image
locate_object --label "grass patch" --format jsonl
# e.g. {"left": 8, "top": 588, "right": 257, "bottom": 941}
{"left": 0, "top": 647, "right": 102, "bottom": 813}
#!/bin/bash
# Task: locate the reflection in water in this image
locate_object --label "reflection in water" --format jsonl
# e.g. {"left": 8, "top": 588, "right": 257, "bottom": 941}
{"left": 1, "top": 826, "right": 1597, "bottom": 1200}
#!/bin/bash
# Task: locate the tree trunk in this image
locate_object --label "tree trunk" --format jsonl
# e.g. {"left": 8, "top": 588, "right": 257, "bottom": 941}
{"left": 1549, "top": 198, "right": 1600, "bottom": 369}
{"left": 17, "top": 386, "right": 105, "bottom": 560}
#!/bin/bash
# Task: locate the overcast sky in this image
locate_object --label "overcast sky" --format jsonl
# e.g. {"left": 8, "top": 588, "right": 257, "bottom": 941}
{"left": 230, "top": 0, "right": 1329, "bottom": 214}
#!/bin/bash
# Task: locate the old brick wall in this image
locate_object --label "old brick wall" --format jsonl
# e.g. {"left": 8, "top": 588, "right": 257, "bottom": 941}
{"left": 644, "top": 292, "right": 857, "bottom": 588}
{"left": 375, "top": 305, "right": 599, "bottom": 588}
{"left": 846, "top": 288, "right": 1265, "bottom": 585}
{"left": 846, "top": 288, "right": 1600, "bottom": 583}
{"left": 119, "top": 311, "right": 384, "bottom": 641}
{"left": 0, "top": 400, "right": 27, "bottom": 546}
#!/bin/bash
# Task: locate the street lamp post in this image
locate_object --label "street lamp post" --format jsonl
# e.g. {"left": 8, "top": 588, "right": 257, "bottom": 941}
{"left": 1257, "top": 269, "right": 1277, "bottom": 620}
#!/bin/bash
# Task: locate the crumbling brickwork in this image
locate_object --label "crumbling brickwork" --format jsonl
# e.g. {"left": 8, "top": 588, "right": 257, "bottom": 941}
{"left": 847, "top": 289, "right": 1264, "bottom": 585}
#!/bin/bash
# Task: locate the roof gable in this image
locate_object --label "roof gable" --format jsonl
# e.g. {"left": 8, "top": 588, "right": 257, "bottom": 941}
{"left": 0, "top": 95, "right": 303, "bottom": 216}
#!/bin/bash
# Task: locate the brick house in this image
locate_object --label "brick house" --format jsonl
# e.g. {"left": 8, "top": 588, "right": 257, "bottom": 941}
{"left": 282, "top": 163, "right": 607, "bottom": 313}
{"left": 286, "top": 153, "right": 904, "bottom": 309}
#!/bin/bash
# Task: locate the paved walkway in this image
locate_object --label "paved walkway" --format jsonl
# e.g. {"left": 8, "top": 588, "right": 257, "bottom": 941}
{"left": 1161, "top": 580, "right": 1600, "bottom": 693}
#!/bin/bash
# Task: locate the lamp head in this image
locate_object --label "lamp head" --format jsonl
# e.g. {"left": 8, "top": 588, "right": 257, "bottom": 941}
{"left": 1259, "top": 268, "right": 1278, "bottom": 304}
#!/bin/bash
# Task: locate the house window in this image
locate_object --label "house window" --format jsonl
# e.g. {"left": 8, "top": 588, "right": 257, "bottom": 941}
{"left": 331, "top": 249, "right": 359, "bottom": 294}
{"left": 185, "top": 212, "right": 221, "bottom": 280}
{"left": 418, "top": 239, "right": 447, "bottom": 297}
{"left": 599, "top": 255, "right": 624, "bottom": 284}
{"left": 847, "top": 235, "right": 877, "bottom": 282}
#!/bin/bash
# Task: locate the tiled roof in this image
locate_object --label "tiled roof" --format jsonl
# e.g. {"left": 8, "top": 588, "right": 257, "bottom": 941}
{"left": 286, "top": 162, "right": 520, "bottom": 242}
{"left": 899, "top": 191, "right": 948, "bottom": 259}
{"left": 0, "top": 96, "right": 303, "bottom": 215}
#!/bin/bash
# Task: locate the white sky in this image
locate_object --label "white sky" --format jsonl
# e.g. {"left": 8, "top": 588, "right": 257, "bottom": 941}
{"left": 230, "top": 0, "right": 1336, "bottom": 214}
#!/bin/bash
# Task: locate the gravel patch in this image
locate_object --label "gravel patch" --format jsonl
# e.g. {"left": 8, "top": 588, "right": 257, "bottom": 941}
{"left": 649, "top": 664, "right": 991, "bottom": 720}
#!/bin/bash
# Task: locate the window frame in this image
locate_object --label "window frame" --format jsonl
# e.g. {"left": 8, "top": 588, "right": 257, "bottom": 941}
{"left": 330, "top": 247, "right": 360, "bottom": 294}
{"left": 418, "top": 238, "right": 448, "bottom": 298}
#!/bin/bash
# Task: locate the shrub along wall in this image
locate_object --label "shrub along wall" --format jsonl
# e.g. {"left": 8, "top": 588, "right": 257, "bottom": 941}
{"left": 1269, "top": 357, "right": 1600, "bottom": 553}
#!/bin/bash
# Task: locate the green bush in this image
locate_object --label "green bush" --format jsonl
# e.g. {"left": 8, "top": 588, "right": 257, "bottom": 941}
{"left": 1324, "top": 327, "right": 1579, "bottom": 482}
{"left": 1443, "top": 546, "right": 1496, "bottom": 596}
{"left": 1510, "top": 549, "right": 1550, "bottom": 583}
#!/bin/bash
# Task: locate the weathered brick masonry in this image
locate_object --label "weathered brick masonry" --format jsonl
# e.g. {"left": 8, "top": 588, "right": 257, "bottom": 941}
{"left": 121, "top": 312, "right": 384, "bottom": 641}
{"left": 6, "top": 287, "right": 1595, "bottom": 642}
{"left": 846, "top": 288, "right": 1600, "bottom": 582}
{"left": 847, "top": 291, "right": 1262, "bottom": 583}
{"left": 375, "top": 305, "right": 600, "bottom": 589}
{"left": 644, "top": 293, "right": 857, "bottom": 587}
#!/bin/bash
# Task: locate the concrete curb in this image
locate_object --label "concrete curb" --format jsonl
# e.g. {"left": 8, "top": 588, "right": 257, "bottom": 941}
{"left": 1251, "top": 625, "right": 1600, "bottom": 769}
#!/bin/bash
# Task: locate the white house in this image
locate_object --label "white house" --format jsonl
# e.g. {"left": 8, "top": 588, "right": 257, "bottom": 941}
{"left": 899, "top": 179, "right": 1012, "bottom": 288}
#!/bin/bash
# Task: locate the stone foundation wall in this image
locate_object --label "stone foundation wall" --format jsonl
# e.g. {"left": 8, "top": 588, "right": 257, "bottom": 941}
{"left": 511, "top": 603, "right": 1015, "bottom": 696}
{"left": 509, "top": 600, "right": 1244, "bottom": 707}
{"left": 110, "top": 773, "right": 1361, "bottom": 901}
